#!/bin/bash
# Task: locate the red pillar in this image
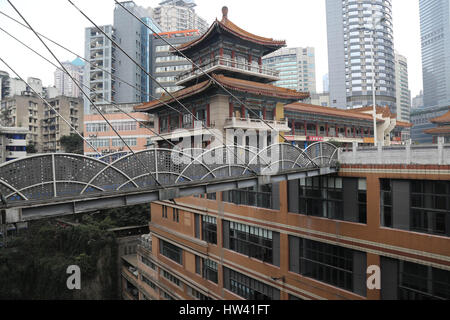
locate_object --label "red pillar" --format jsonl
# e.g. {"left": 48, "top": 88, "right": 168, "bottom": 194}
{"left": 336, "top": 125, "right": 338, "bottom": 138}
{"left": 263, "top": 107, "right": 266, "bottom": 120}
{"left": 292, "top": 120, "right": 296, "bottom": 135}
{"left": 258, "top": 57, "right": 262, "bottom": 73}
{"left": 192, "top": 108, "right": 196, "bottom": 128}
{"left": 304, "top": 121, "right": 308, "bottom": 136}
{"left": 241, "top": 105, "right": 246, "bottom": 119}
{"left": 229, "top": 103, "right": 234, "bottom": 118}
{"left": 326, "top": 123, "right": 329, "bottom": 137}
{"left": 179, "top": 113, "right": 182, "bottom": 129}
{"left": 232, "top": 51, "right": 236, "bottom": 67}
{"left": 248, "top": 54, "right": 252, "bottom": 71}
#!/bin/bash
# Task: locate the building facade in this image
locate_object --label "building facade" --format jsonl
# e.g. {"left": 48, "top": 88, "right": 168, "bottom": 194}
{"left": 152, "top": 0, "right": 208, "bottom": 34}
{"left": 83, "top": 110, "right": 154, "bottom": 157}
{"left": 412, "top": 90, "right": 424, "bottom": 110}
{"left": 411, "top": 105, "right": 449, "bottom": 143}
{"left": 419, "top": 0, "right": 450, "bottom": 109}
{"left": 0, "top": 95, "right": 44, "bottom": 151}
{"left": 116, "top": 7, "right": 442, "bottom": 302}
{"left": 150, "top": 30, "right": 201, "bottom": 98}
{"left": 54, "top": 59, "right": 84, "bottom": 98}
{"left": 113, "top": 1, "right": 161, "bottom": 105}
{"left": 0, "top": 126, "right": 28, "bottom": 163}
{"left": 326, "top": 0, "right": 396, "bottom": 111}
{"left": 262, "top": 47, "right": 317, "bottom": 94}
{"left": 394, "top": 52, "right": 411, "bottom": 122}
{"left": 84, "top": 25, "right": 116, "bottom": 114}
{"left": 41, "top": 96, "right": 84, "bottom": 153}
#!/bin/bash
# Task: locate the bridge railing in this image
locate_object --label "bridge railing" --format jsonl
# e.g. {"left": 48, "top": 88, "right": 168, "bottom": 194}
{"left": 0, "top": 142, "right": 338, "bottom": 204}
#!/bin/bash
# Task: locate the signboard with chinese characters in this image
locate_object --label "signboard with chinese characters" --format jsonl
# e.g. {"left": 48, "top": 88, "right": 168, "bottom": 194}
{"left": 307, "top": 136, "right": 324, "bottom": 142}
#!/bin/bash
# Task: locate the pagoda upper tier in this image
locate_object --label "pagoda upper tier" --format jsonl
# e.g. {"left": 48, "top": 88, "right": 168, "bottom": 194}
{"left": 172, "top": 6, "right": 286, "bottom": 87}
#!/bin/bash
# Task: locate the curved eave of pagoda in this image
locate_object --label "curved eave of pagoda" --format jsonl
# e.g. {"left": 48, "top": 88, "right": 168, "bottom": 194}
{"left": 171, "top": 19, "right": 286, "bottom": 57}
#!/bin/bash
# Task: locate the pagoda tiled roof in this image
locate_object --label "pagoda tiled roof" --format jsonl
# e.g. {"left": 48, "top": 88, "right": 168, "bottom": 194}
{"left": 430, "top": 109, "right": 450, "bottom": 124}
{"left": 285, "top": 103, "right": 382, "bottom": 122}
{"left": 424, "top": 125, "right": 450, "bottom": 135}
{"left": 134, "top": 74, "right": 308, "bottom": 112}
{"left": 173, "top": 7, "right": 285, "bottom": 55}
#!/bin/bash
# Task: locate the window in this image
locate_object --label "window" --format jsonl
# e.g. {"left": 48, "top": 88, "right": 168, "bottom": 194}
{"left": 224, "top": 267, "right": 280, "bottom": 300}
{"left": 381, "top": 179, "right": 450, "bottom": 237}
{"left": 162, "top": 206, "right": 168, "bottom": 219}
{"left": 159, "top": 240, "right": 182, "bottom": 265}
{"left": 161, "top": 269, "right": 182, "bottom": 288}
{"left": 202, "top": 216, "right": 217, "bottom": 245}
{"left": 173, "top": 208, "right": 179, "bottom": 223}
{"left": 381, "top": 258, "right": 450, "bottom": 300}
{"left": 202, "top": 259, "right": 218, "bottom": 284}
{"left": 228, "top": 221, "right": 274, "bottom": 264}
{"left": 223, "top": 185, "right": 272, "bottom": 209}
{"left": 289, "top": 236, "right": 366, "bottom": 294}
{"left": 142, "top": 275, "right": 157, "bottom": 290}
{"left": 293, "top": 177, "right": 367, "bottom": 223}
{"left": 187, "top": 286, "right": 212, "bottom": 300}
{"left": 207, "top": 193, "right": 217, "bottom": 201}
{"left": 140, "top": 256, "right": 156, "bottom": 270}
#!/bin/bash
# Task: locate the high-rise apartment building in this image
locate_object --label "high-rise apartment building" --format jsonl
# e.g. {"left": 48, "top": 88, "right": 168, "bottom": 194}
{"left": 54, "top": 59, "right": 84, "bottom": 98}
{"left": 84, "top": 25, "right": 115, "bottom": 114}
{"left": 84, "top": 2, "right": 163, "bottom": 114}
{"left": 419, "top": 0, "right": 450, "bottom": 108}
{"left": 395, "top": 52, "right": 411, "bottom": 122}
{"left": 150, "top": 30, "right": 200, "bottom": 98}
{"left": 326, "top": 0, "right": 396, "bottom": 111}
{"left": 262, "top": 47, "right": 317, "bottom": 94}
{"left": 152, "top": 0, "right": 208, "bottom": 34}
{"left": 113, "top": 1, "right": 161, "bottom": 105}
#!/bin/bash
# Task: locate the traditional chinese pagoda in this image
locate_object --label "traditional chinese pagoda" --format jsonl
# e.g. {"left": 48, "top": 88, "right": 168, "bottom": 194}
{"left": 135, "top": 6, "right": 309, "bottom": 148}
{"left": 424, "top": 108, "right": 450, "bottom": 143}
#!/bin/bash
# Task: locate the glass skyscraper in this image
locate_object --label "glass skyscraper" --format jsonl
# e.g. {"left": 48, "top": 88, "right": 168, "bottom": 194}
{"left": 326, "top": 0, "right": 396, "bottom": 111}
{"left": 419, "top": 0, "right": 450, "bottom": 108}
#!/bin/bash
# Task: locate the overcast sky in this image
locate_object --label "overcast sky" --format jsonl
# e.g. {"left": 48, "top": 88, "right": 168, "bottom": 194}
{"left": 0, "top": 0, "right": 423, "bottom": 97}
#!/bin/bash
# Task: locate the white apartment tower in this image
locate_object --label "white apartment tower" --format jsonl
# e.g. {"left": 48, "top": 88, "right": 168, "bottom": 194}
{"left": 262, "top": 47, "right": 317, "bottom": 94}
{"left": 152, "top": 0, "right": 208, "bottom": 33}
{"left": 326, "top": 0, "right": 396, "bottom": 111}
{"left": 84, "top": 25, "right": 115, "bottom": 114}
{"left": 54, "top": 59, "right": 84, "bottom": 98}
{"left": 395, "top": 52, "right": 411, "bottom": 122}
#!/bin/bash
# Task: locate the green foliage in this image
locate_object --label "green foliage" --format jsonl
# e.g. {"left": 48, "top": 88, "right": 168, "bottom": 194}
{"left": 60, "top": 134, "right": 84, "bottom": 154}
{"left": 0, "top": 219, "right": 117, "bottom": 300}
{"left": 26, "top": 142, "right": 37, "bottom": 154}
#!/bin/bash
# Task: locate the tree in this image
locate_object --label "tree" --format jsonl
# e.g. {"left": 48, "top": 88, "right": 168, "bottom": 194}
{"left": 60, "top": 134, "right": 84, "bottom": 154}
{"left": 26, "top": 142, "right": 37, "bottom": 154}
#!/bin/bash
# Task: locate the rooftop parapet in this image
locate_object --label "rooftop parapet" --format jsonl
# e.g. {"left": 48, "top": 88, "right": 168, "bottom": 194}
{"left": 339, "top": 137, "right": 450, "bottom": 166}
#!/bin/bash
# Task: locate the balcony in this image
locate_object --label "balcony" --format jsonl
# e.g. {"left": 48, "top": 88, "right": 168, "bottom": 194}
{"left": 175, "top": 56, "right": 280, "bottom": 86}
{"left": 224, "top": 117, "right": 290, "bottom": 132}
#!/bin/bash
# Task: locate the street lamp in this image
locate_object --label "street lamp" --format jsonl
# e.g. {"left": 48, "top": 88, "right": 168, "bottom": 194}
{"left": 360, "top": 15, "right": 386, "bottom": 147}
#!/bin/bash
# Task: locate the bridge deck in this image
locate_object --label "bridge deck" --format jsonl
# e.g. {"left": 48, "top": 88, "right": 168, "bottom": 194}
{"left": 0, "top": 143, "right": 338, "bottom": 222}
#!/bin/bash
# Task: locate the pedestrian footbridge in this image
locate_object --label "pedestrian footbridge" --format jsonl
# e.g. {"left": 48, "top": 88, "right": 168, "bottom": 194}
{"left": 0, "top": 142, "right": 338, "bottom": 222}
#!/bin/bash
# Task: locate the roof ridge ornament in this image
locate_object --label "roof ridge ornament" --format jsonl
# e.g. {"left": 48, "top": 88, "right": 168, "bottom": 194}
{"left": 222, "top": 6, "right": 228, "bottom": 21}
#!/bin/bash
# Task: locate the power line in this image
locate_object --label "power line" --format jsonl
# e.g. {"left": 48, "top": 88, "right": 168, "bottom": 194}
{"left": 0, "top": 10, "right": 191, "bottom": 121}
{"left": 0, "top": 56, "right": 102, "bottom": 156}
{"left": 67, "top": 0, "right": 260, "bottom": 176}
{"left": 5, "top": 0, "right": 165, "bottom": 189}
{"left": 0, "top": 25, "right": 177, "bottom": 149}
